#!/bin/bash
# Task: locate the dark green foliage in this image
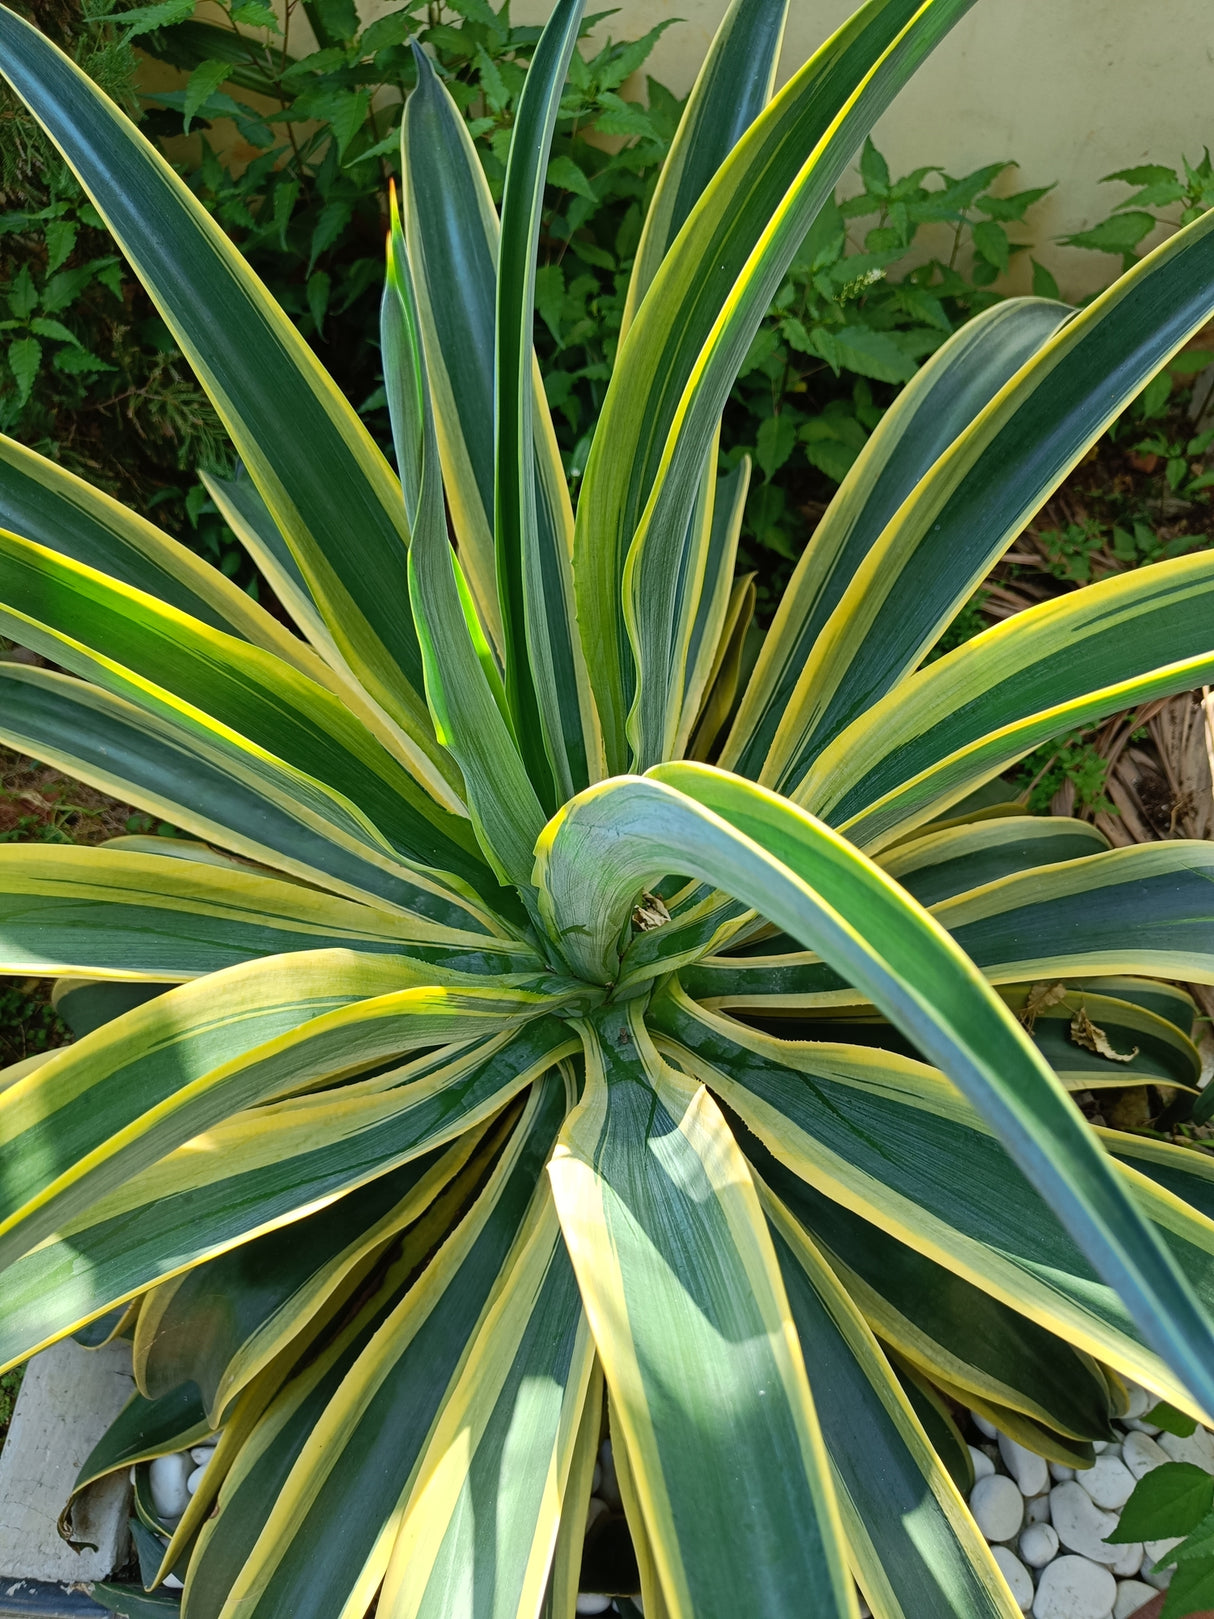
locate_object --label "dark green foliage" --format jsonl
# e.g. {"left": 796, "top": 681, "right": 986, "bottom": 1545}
{"left": 136, "top": 0, "right": 678, "bottom": 496}
{"left": 8, "top": 0, "right": 1209, "bottom": 660}
{"left": 723, "top": 139, "right": 1052, "bottom": 597}
{"left": 0, "top": 1364, "right": 22, "bottom": 1451}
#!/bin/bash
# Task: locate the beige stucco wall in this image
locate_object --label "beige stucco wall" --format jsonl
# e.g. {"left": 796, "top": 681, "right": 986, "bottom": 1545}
{"left": 482, "top": 1, "right": 1214, "bottom": 297}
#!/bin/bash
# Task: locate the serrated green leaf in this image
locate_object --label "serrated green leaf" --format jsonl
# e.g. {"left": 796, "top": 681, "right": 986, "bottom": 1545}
{"left": 1146, "top": 1400, "right": 1200, "bottom": 1437}
{"left": 183, "top": 60, "right": 232, "bottom": 133}
{"left": 361, "top": 11, "right": 414, "bottom": 50}
{"left": 52, "top": 344, "right": 114, "bottom": 373}
{"left": 112, "top": 0, "right": 193, "bottom": 39}
{"left": 7, "top": 335, "right": 41, "bottom": 402}
{"left": 971, "top": 219, "right": 1010, "bottom": 274}
{"left": 27, "top": 316, "right": 79, "bottom": 344}
{"left": 1064, "top": 211, "right": 1157, "bottom": 256}
{"left": 8, "top": 263, "right": 37, "bottom": 320}
{"left": 976, "top": 184, "right": 1053, "bottom": 222}
{"left": 42, "top": 216, "right": 76, "bottom": 273}
{"left": 229, "top": 0, "right": 278, "bottom": 27}
{"left": 474, "top": 41, "right": 509, "bottom": 113}
{"left": 546, "top": 154, "right": 595, "bottom": 200}
{"left": 306, "top": 0, "right": 358, "bottom": 44}
{"left": 1103, "top": 164, "right": 1179, "bottom": 187}
{"left": 859, "top": 135, "right": 890, "bottom": 196}
{"left": 805, "top": 434, "right": 862, "bottom": 483}
{"left": 830, "top": 324, "right": 918, "bottom": 384}
{"left": 1105, "top": 1462, "right": 1214, "bottom": 1543}
{"left": 756, "top": 411, "right": 798, "bottom": 477}
{"left": 1031, "top": 257, "right": 1061, "bottom": 299}
{"left": 1163, "top": 1556, "right": 1214, "bottom": 1619}
{"left": 306, "top": 268, "right": 330, "bottom": 335}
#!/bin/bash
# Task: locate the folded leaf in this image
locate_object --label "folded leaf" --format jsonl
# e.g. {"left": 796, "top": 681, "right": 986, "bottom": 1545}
{"left": 550, "top": 1004, "right": 856, "bottom": 1619}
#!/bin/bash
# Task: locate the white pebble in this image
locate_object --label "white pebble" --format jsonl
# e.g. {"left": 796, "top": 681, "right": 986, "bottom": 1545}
{"left": 1122, "top": 1418, "right": 1162, "bottom": 1436}
{"left": 1049, "top": 1482, "right": 1135, "bottom": 1567}
{"left": 1139, "top": 1550, "right": 1173, "bottom": 1590}
{"left": 1025, "top": 1493, "right": 1052, "bottom": 1525}
{"left": 1114, "top": 1579, "right": 1158, "bottom": 1619}
{"left": 1000, "top": 1434, "right": 1050, "bottom": 1497}
{"left": 1079, "top": 1453, "right": 1136, "bottom": 1511}
{"left": 972, "top": 1411, "right": 1000, "bottom": 1440}
{"left": 1020, "top": 1522, "right": 1060, "bottom": 1567}
{"left": 148, "top": 1452, "right": 190, "bottom": 1521}
{"left": 1158, "top": 1426, "right": 1214, "bottom": 1476}
{"left": 162, "top": 1575, "right": 183, "bottom": 1591}
{"left": 185, "top": 1463, "right": 208, "bottom": 1496}
{"left": 586, "top": 1496, "right": 608, "bottom": 1531}
{"left": 1049, "top": 1462, "right": 1076, "bottom": 1483}
{"left": 971, "top": 1474, "right": 1025, "bottom": 1542}
{"left": 1092, "top": 1441, "right": 1108, "bottom": 1454}
{"left": 1143, "top": 1536, "right": 1182, "bottom": 1566}
{"left": 1122, "top": 1430, "right": 1170, "bottom": 1480}
{"left": 591, "top": 1463, "right": 602, "bottom": 1492}
{"left": 575, "top": 1599, "right": 611, "bottom": 1616}
{"left": 1032, "top": 1556, "right": 1117, "bottom": 1619}
{"left": 190, "top": 1443, "right": 216, "bottom": 1464}
{"left": 1107, "top": 1538, "right": 1146, "bottom": 1578}
{"left": 970, "top": 1445, "right": 996, "bottom": 1481}
{"left": 992, "top": 1545, "right": 1034, "bottom": 1610}
{"left": 1122, "top": 1383, "right": 1152, "bottom": 1420}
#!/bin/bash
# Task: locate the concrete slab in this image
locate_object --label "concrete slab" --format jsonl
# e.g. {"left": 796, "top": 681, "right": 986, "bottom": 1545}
{"left": 0, "top": 1340, "right": 134, "bottom": 1583}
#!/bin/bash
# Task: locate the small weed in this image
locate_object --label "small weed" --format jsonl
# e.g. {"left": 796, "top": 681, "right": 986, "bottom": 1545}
{"left": 0, "top": 1365, "right": 23, "bottom": 1451}
{"left": 1014, "top": 731, "right": 1115, "bottom": 816}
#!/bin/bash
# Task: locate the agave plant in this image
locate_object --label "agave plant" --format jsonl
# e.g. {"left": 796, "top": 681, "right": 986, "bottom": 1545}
{"left": 4, "top": 0, "right": 1214, "bottom": 1613}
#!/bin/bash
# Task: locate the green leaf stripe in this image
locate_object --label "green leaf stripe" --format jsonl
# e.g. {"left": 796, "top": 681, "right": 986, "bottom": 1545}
{"left": 766, "top": 204, "right": 1214, "bottom": 787}
{"left": 804, "top": 550, "right": 1214, "bottom": 849}
{"left": 724, "top": 296, "right": 1071, "bottom": 780}
{"left": 0, "top": 1021, "right": 575, "bottom": 1372}
{"left": 551, "top": 1003, "right": 855, "bottom": 1619}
